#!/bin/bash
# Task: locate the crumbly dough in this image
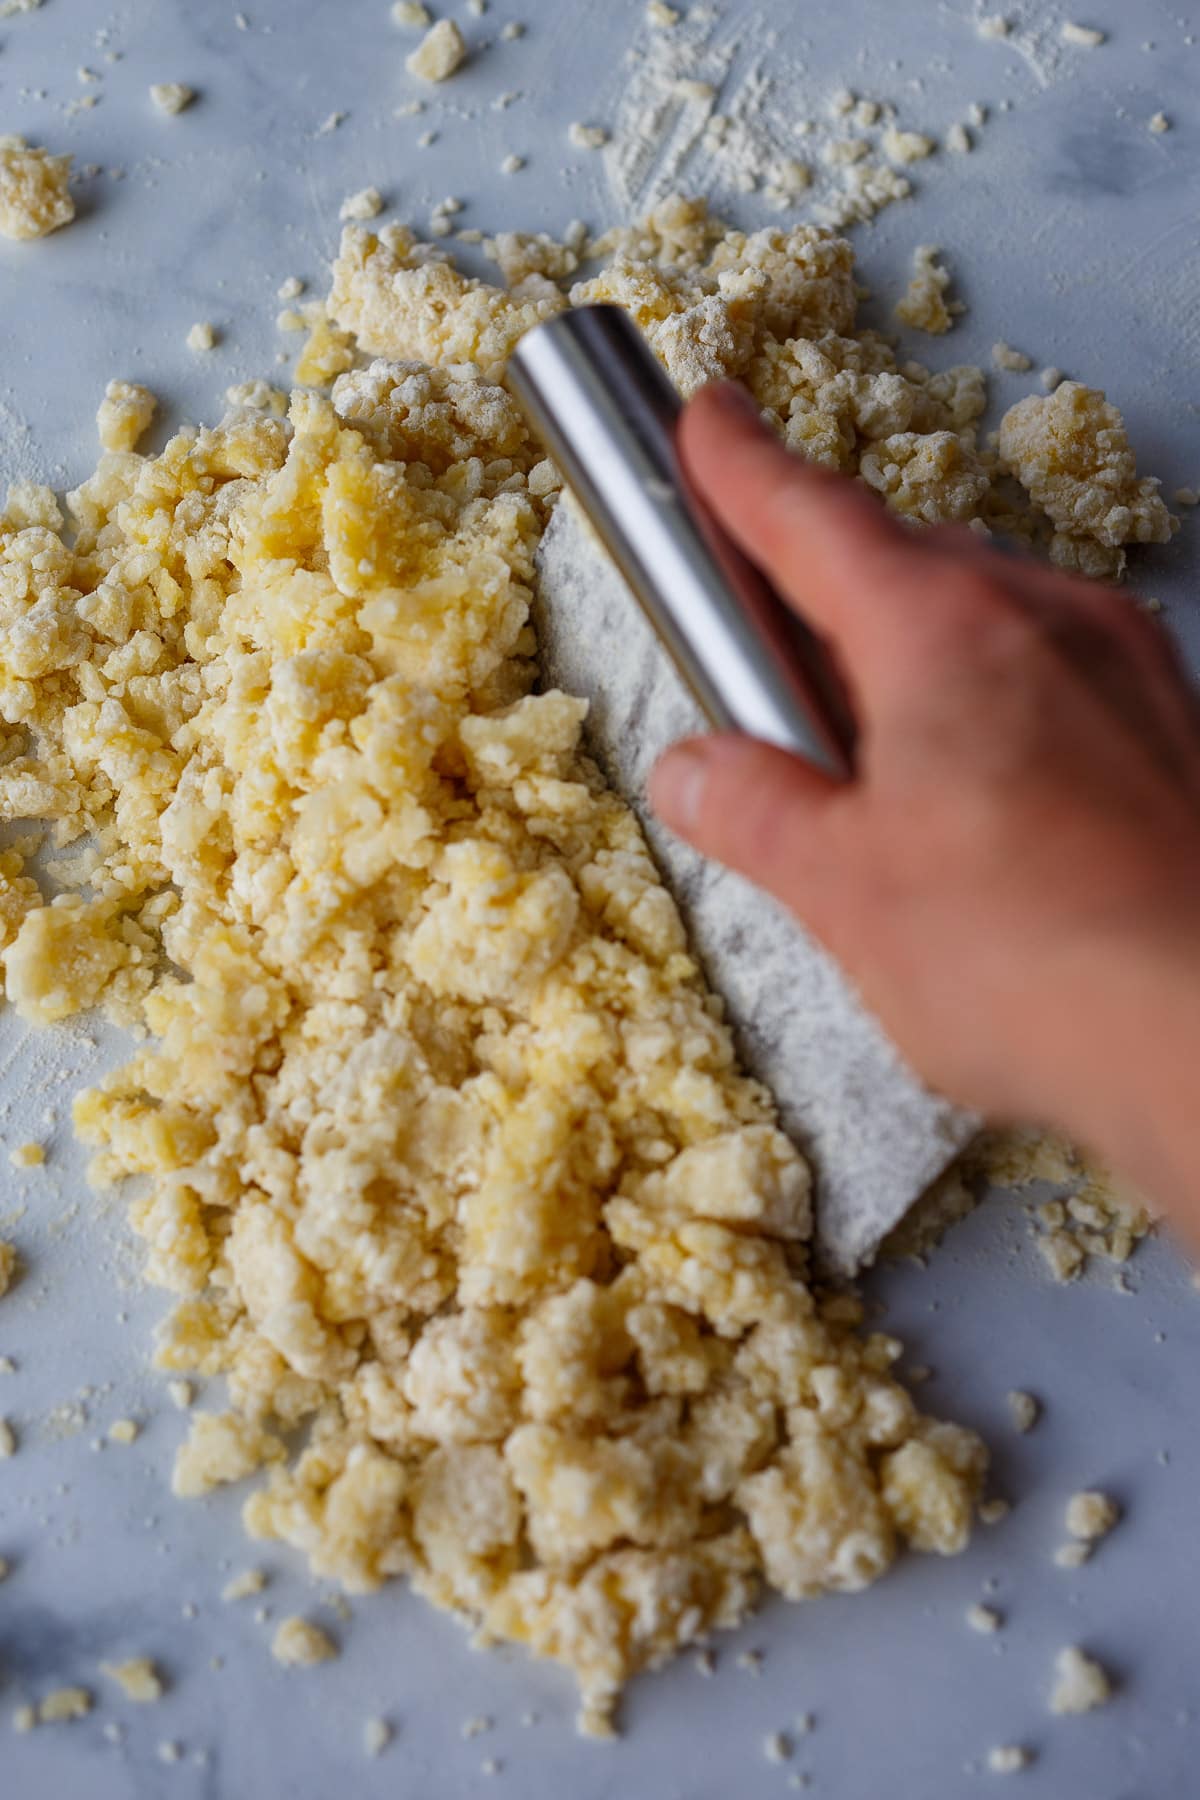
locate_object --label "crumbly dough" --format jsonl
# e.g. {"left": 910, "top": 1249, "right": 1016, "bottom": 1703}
{"left": 36, "top": 1686, "right": 93, "bottom": 1723}
{"left": 186, "top": 321, "right": 217, "bottom": 352}
{"left": 895, "top": 246, "right": 960, "bottom": 336}
{"left": 0, "top": 1417, "right": 14, "bottom": 1457}
{"left": 1065, "top": 1489, "right": 1119, "bottom": 1542}
{"left": 1007, "top": 1390, "right": 1040, "bottom": 1433}
{"left": 341, "top": 187, "right": 384, "bottom": 223}
{"left": 406, "top": 18, "right": 467, "bottom": 82}
{"left": 1050, "top": 1645, "right": 1112, "bottom": 1714}
{"left": 987, "top": 1745, "right": 1033, "bottom": 1773}
{"left": 0, "top": 1240, "right": 17, "bottom": 1296}
{"left": 272, "top": 1617, "right": 337, "bottom": 1667}
{"left": 150, "top": 83, "right": 196, "bottom": 115}
{"left": 0, "top": 195, "right": 1173, "bottom": 1735}
{"left": 0, "top": 135, "right": 74, "bottom": 240}
{"left": 96, "top": 380, "right": 158, "bottom": 453}
{"left": 101, "top": 1657, "right": 165, "bottom": 1701}
{"left": 10, "top": 1140, "right": 44, "bottom": 1167}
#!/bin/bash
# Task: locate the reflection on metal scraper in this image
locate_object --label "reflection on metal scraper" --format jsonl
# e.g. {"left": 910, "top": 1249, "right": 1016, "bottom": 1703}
{"left": 533, "top": 500, "right": 979, "bottom": 1275}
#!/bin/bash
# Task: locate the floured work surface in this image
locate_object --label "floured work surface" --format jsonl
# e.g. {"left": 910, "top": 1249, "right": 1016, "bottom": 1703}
{"left": 0, "top": 194, "right": 1177, "bottom": 1735}
{"left": 534, "top": 500, "right": 979, "bottom": 1276}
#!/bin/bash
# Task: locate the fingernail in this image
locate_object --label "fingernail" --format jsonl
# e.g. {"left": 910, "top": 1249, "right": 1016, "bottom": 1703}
{"left": 651, "top": 744, "right": 709, "bottom": 829}
{"left": 702, "top": 381, "right": 760, "bottom": 423}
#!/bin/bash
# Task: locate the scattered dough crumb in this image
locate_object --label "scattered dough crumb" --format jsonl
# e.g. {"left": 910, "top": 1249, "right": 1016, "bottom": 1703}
{"left": 967, "top": 1603, "right": 1002, "bottom": 1634}
{"left": 157, "top": 1740, "right": 182, "bottom": 1763}
{"left": 149, "top": 82, "right": 196, "bottom": 115}
{"left": 186, "top": 321, "right": 217, "bottom": 352}
{"left": 946, "top": 123, "right": 972, "bottom": 154}
{"left": 980, "top": 1498, "right": 1011, "bottom": 1525}
{"left": 1050, "top": 1646, "right": 1112, "bottom": 1715}
{"left": 224, "top": 378, "right": 287, "bottom": 415}
{"left": 500, "top": 154, "right": 525, "bottom": 175}
{"left": 1061, "top": 22, "right": 1106, "bottom": 47}
{"left": 363, "top": 1716, "right": 392, "bottom": 1756}
{"left": 10, "top": 1141, "right": 44, "bottom": 1169}
{"left": 568, "top": 122, "right": 609, "bottom": 149}
{"left": 1007, "top": 1391, "right": 1040, "bottom": 1433}
{"left": 108, "top": 1418, "right": 139, "bottom": 1444}
{"left": 1065, "top": 1490, "right": 1119, "bottom": 1543}
{"left": 462, "top": 1715, "right": 492, "bottom": 1739}
{"left": 101, "top": 1657, "right": 165, "bottom": 1702}
{"left": 0, "top": 1556, "right": 9, "bottom": 1580}
{"left": 391, "top": 0, "right": 431, "bottom": 23}
{"left": 987, "top": 1745, "right": 1033, "bottom": 1774}
{"left": 0, "top": 1240, "right": 18, "bottom": 1298}
{"left": 992, "top": 341, "right": 1033, "bottom": 373}
{"left": 0, "top": 136, "right": 74, "bottom": 240}
{"left": 38, "top": 1687, "right": 93, "bottom": 1724}
{"left": 881, "top": 125, "right": 935, "bottom": 165}
{"left": 647, "top": 0, "right": 680, "bottom": 23}
{"left": 0, "top": 1418, "right": 14, "bottom": 1458}
{"left": 222, "top": 1568, "right": 267, "bottom": 1602}
{"left": 1149, "top": 112, "right": 1171, "bottom": 134}
{"left": 167, "top": 1380, "right": 194, "bottom": 1410}
{"left": 977, "top": 15, "right": 1010, "bottom": 39}
{"left": 340, "top": 187, "right": 384, "bottom": 223}
{"left": 276, "top": 274, "right": 305, "bottom": 300}
{"left": 1040, "top": 366, "right": 1063, "bottom": 392}
{"left": 895, "top": 245, "right": 961, "bottom": 336}
{"left": 271, "top": 1617, "right": 336, "bottom": 1668}
{"left": 13, "top": 1703, "right": 36, "bottom": 1732}
{"left": 1055, "top": 1541, "right": 1092, "bottom": 1569}
{"left": 96, "top": 379, "right": 157, "bottom": 452}
{"left": 406, "top": 18, "right": 467, "bottom": 81}
{"left": 764, "top": 1730, "right": 792, "bottom": 1763}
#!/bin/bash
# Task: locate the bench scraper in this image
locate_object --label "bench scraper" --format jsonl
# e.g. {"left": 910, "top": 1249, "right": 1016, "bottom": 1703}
{"left": 508, "top": 305, "right": 978, "bottom": 1274}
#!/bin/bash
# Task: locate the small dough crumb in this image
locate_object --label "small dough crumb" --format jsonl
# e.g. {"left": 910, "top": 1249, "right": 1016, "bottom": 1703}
{"left": 1050, "top": 1646, "right": 1112, "bottom": 1715}
{"left": 763, "top": 1730, "right": 792, "bottom": 1763}
{"left": 222, "top": 1568, "right": 267, "bottom": 1602}
{"left": 1055, "top": 1541, "right": 1092, "bottom": 1569}
{"left": 977, "top": 15, "right": 1011, "bottom": 39}
{"left": 38, "top": 1687, "right": 93, "bottom": 1724}
{"left": 101, "top": 1657, "right": 165, "bottom": 1702}
{"left": 992, "top": 341, "right": 1033, "bottom": 373}
{"left": 966, "top": 1603, "right": 1002, "bottom": 1634}
{"left": 96, "top": 379, "right": 157, "bottom": 452}
{"left": 1060, "top": 22, "right": 1106, "bottom": 47}
{"left": 1040, "top": 367, "right": 1064, "bottom": 392}
{"left": 167, "top": 1380, "right": 193, "bottom": 1410}
{"left": 276, "top": 275, "right": 305, "bottom": 300}
{"left": 0, "top": 1240, "right": 18, "bottom": 1297}
{"left": 157, "top": 1740, "right": 182, "bottom": 1763}
{"left": 1007, "top": 1391, "right": 1040, "bottom": 1433}
{"left": 946, "top": 123, "right": 972, "bottom": 154}
{"left": 1065, "top": 1490, "right": 1119, "bottom": 1542}
{"left": 895, "top": 245, "right": 961, "bottom": 336}
{"left": 363, "top": 1716, "right": 392, "bottom": 1756}
{"left": 149, "top": 82, "right": 196, "bottom": 115}
{"left": 647, "top": 0, "right": 680, "bottom": 23}
{"left": 271, "top": 1617, "right": 337, "bottom": 1667}
{"left": 186, "top": 321, "right": 217, "bottom": 352}
{"left": 0, "top": 1418, "right": 14, "bottom": 1458}
{"left": 881, "top": 126, "right": 935, "bottom": 165}
{"left": 0, "top": 136, "right": 74, "bottom": 240}
{"left": 568, "top": 122, "right": 609, "bottom": 149}
{"left": 340, "top": 187, "right": 383, "bottom": 223}
{"left": 391, "top": 0, "right": 431, "bottom": 24}
{"left": 987, "top": 1745, "right": 1033, "bottom": 1774}
{"left": 406, "top": 19, "right": 467, "bottom": 82}
{"left": 108, "top": 1418, "right": 139, "bottom": 1444}
{"left": 1149, "top": 112, "right": 1171, "bottom": 134}
{"left": 500, "top": 154, "right": 525, "bottom": 175}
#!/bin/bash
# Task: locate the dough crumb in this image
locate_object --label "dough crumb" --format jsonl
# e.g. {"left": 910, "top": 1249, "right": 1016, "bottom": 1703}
{"left": 764, "top": 1730, "right": 792, "bottom": 1762}
{"left": 10, "top": 1141, "right": 45, "bottom": 1169}
{"left": 149, "top": 82, "right": 196, "bottom": 114}
{"left": 108, "top": 1418, "right": 139, "bottom": 1444}
{"left": 96, "top": 379, "right": 157, "bottom": 452}
{"left": 1065, "top": 1490, "right": 1119, "bottom": 1543}
{"left": 946, "top": 122, "right": 972, "bottom": 154}
{"left": 0, "top": 1418, "right": 14, "bottom": 1458}
{"left": 101, "top": 1657, "right": 165, "bottom": 1702}
{"left": 222, "top": 1568, "right": 267, "bottom": 1602}
{"left": 881, "top": 125, "right": 935, "bottom": 165}
{"left": 406, "top": 18, "right": 467, "bottom": 82}
{"left": 276, "top": 274, "right": 305, "bottom": 300}
{"left": 340, "top": 187, "right": 384, "bottom": 222}
{"left": 1054, "top": 1541, "right": 1091, "bottom": 1569}
{"left": 646, "top": 0, "right": 680, "bottom": 23}
{"left": 966, "top": 1603, "right": 1002, "bottom": 1634}
{"left": 186, "top": 321, "right": 217, "bottom": 352}
{"left": 167, "top": 1380, "right": 193, "bottom": 1410}
{"left": 987, "top": 1744, "right": 1033, "bottom": 1774}
{"left": 992, "top": 341, "right": 1033, "bottom": 373}
{"left": 0, "top": 1239, "right": 18, "bottom": 1297}
{"left": 157, "top": 1740, "right": 183, "bottom": 1763}
{"left": 391, "top": 0, "right": 431, "bottom": 23}
{"left": 977, "top": 14, "right": 1011, "bottom": 39}
{"left": 1007, "top": 1391, "right": 1040, "bottom": 1433}
{"left": 1060, "top": 22, "right": 1106, "bottom": 47}
{"left": 568, "top": 122, "right": 609, "bottom": 149}
{"left": 1050, "top": 1646, "right": 1112, "bottom": 1715}
{"left": 38, "top": 1686, "right": 93, "bottom": 1724}
{"left": 271, "top": 1617, "right": 337, "bottom": 1668}
{"left": 0, "top": 135, "right": 74, "bottom": 240}
{"left": 224, "top": 378, "right": 288, "bottom": 415}
{"left": 1040, "top": 366, "right": 1064, "bottom": 392}
{"left": 1149, "top": 111, "right": 1171, "bottom": 134}
{"left": 363, "top": 1715, "right": 392, "bottom": 1756}
{"left": 895, "top": 245, "right": 962, "bottom": 336}
{"left": 979, "top": 1498, "right": 1011, "bottom": 1525}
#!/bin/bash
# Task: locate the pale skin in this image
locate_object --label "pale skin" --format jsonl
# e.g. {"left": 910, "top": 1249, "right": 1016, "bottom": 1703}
{"left": 650, "top": 383, "right": 1200, "bottom": 1238}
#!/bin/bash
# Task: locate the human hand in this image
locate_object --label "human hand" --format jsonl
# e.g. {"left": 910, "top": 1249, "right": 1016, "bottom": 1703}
{"left": 650, "top": 383, "right": 1200, "bottom": 1221}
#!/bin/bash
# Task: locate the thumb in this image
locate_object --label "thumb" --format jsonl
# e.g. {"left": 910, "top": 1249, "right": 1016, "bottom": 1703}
{"left": 648, "top": 735, "right": 846, "bottom": 923}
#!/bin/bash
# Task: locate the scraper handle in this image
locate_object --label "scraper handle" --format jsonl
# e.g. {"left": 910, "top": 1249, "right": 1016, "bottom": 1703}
{"left": 508, "top": 304, "right": 856, "bottom": 780}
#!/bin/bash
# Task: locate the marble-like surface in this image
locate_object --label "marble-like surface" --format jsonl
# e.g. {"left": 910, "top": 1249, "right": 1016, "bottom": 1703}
{"left": 0, "top": 2, "right": 1198, "bottom": 1796}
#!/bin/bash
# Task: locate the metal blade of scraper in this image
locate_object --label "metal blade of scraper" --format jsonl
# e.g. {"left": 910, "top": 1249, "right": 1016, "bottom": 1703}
{"left": 508, "top": 309, "right": 979, "bottom": 1273}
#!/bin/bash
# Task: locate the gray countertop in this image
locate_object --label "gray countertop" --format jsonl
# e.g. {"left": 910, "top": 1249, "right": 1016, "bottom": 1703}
{"left": 1, "top": 1, "right": 1198, "bottom": 1795}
